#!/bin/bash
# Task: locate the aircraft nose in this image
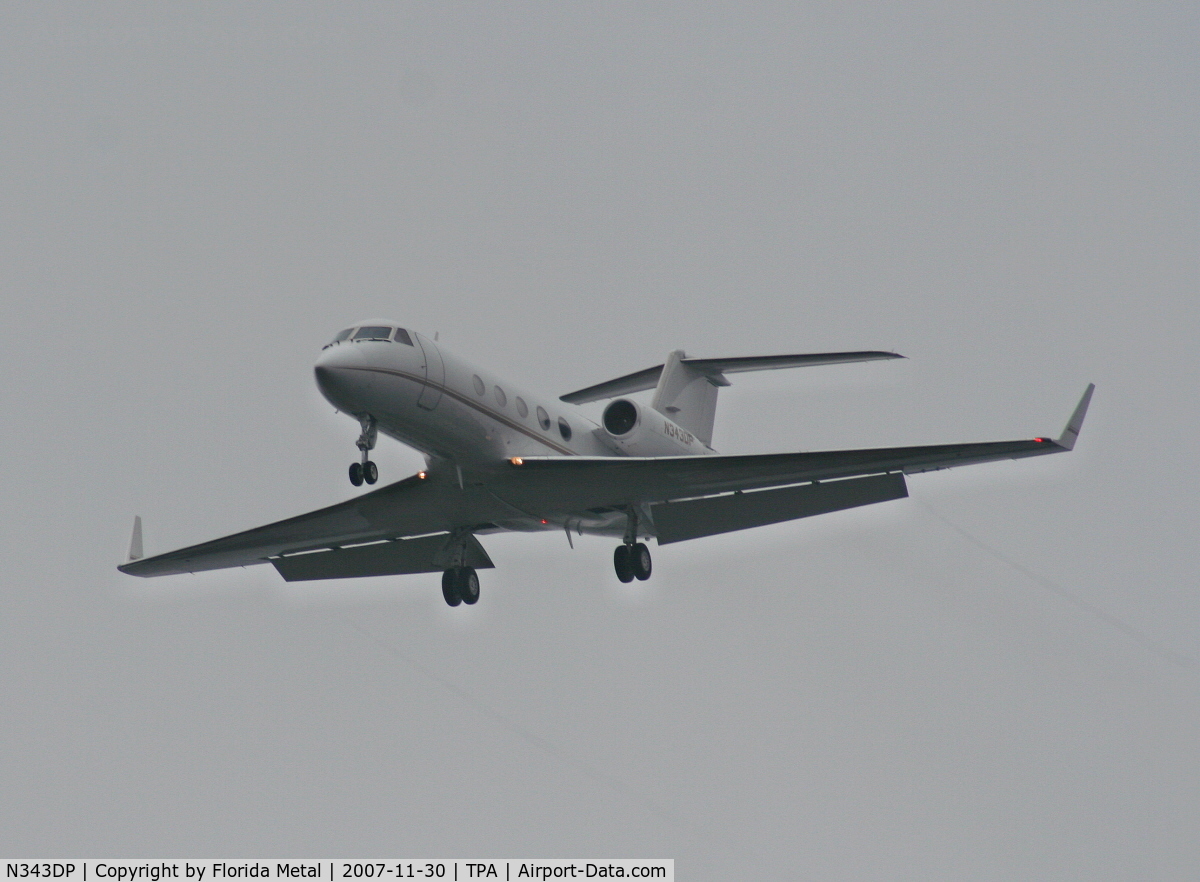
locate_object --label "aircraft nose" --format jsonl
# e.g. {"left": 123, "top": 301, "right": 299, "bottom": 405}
{"left": 314, "top": 345, "right": 370, "bottom": 409}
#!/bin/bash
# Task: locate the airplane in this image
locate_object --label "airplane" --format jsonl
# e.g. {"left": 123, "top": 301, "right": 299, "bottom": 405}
{"left": 119, "top": 320, "right": 1094, "bottom": 607}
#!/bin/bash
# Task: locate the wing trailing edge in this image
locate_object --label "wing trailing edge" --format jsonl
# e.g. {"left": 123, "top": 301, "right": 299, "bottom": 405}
{"left": 271, "top": 532, "right": 494, "bottom": 582}
{"left": 652, "top": 472, "right": 908, "bottom": 544}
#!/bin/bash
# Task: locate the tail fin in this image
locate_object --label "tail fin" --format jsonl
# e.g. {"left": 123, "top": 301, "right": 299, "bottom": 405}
{"left": 650, "top": 350, "right": 723, "bottom": 446}
{"left": 560, "top": 348, "right": 904, "bottom": 446}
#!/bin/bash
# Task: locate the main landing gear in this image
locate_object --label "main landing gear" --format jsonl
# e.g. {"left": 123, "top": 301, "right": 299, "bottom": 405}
{"left": 348, "top": 414, "right": 378, "bottom": 487}
{"left": 442, "top": 566, "right": 480, "bottom": 607}
{"left": 614, "top": 542, "right": 652, "bottom": 583}
{"left": 613, "top": 506, "right": 652, "bottom": 583}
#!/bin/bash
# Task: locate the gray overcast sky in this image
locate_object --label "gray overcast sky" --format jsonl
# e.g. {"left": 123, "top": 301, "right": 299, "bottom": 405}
{"left": 2, "top": 4, "right": 1198, "bottom": 877}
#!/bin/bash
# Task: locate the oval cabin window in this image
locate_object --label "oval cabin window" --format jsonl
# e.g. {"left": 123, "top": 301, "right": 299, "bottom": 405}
{"left": 515, "top": 397, "right": 528, "bottom": 418}
{"left": 472, "top": 375, "right": 485, "bottom": 396}
{"left": 536, "top": 406, "right": 551, "bottom": 430}
{"left": 558, "top": 417, "right": 572, "bottom": 442}
{"left": 494, "top": 386, "right": 507, "bottom": 407}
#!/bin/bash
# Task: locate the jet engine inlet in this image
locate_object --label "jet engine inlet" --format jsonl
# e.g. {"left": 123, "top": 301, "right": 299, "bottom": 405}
{"left": 603, "top": 399, "right": 639, "bottom": 436}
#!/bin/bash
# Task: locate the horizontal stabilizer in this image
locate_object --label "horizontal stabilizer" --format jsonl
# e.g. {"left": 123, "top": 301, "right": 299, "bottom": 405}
{"left": 560, "top": 350, "right": 903, "bottom": 404}
{"left": 271, "top": 533, "right": 494, "bottom": 582}
{"left": 652, "top": 472, "right": 908, "bottom": 545}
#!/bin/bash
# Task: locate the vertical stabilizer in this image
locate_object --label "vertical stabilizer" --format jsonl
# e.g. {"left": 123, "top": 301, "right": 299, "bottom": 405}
{"left": 649, "top": 350, "right": 724, "bottom": 446}
{"left": 127, "top": 516, "right": 144, "bottom": 562}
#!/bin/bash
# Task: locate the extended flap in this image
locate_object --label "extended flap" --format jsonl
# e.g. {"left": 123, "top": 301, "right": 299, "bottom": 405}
{"left": 651, "top": 472, "right": 908, "bottom": 545}
{"left": 271, "top": 533, "right": 494, "bottom": 582}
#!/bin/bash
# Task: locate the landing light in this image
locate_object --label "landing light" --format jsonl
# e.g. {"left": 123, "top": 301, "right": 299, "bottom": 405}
{"left": 417, "top": 471, "right": 427, "bottom": 479}
{"left": 510, "top": 457, "right": 524, "bottom": 466}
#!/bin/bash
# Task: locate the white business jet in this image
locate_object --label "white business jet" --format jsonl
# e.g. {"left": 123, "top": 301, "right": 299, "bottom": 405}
{"left": 120, "top": 321, "right": 1093, "bottom": 607}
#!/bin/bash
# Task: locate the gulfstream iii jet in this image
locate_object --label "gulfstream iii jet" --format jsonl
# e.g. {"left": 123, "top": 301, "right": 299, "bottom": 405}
{"left": 119, "top": 321, "right": 1094, "bottom": 606}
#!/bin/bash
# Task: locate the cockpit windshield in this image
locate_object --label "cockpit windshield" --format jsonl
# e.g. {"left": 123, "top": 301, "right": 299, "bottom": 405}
{"left": 325, "top": 325, "right": 414, "bottom": 348}
{"left": 353, "top": 325, "right": 393, "bottom": 341}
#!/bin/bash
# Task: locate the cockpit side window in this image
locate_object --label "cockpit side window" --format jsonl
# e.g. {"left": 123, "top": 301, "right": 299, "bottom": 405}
{"left": 353, "top": 325, "right": 393, "bottom": 341}
{"left": 331, "top": 328, "right": 354, "bottom": 344}
{"left": 393, "top": 328, "right": 413, "bottom": 346}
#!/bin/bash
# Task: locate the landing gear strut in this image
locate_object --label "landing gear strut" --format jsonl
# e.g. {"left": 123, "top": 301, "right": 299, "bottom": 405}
{"left": 349, "top": 414, "right": 378, "bottom": 487}
{"left": 614, "top": 507, "right": 652, "bottom": 583}
{"left": 442, "top": 566, "right": 479, "bottom": 606}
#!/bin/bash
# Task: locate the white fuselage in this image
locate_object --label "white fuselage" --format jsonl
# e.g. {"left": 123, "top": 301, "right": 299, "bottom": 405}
{"left": 313, "top": 325, "right": 713, "bottom": 475}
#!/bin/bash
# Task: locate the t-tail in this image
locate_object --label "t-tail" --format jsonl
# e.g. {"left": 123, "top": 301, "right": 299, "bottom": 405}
{"left": 561, "top": 348, "right": 904, "bottom": 448}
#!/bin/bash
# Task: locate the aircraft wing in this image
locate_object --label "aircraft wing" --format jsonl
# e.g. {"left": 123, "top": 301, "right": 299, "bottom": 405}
{"left": 502, "top": 384, "right": 1095, "bottom": 516}
{"left": 121, "top": 385, "right": 1092, "bottom": 576}
{"left": 118, "top": 472, "right": 504, "bottom": 579}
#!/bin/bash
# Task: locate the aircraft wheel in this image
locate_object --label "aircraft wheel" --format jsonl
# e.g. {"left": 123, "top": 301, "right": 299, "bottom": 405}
{"left": 632, "top": 542, "right": 652, "bottom": 581}
{"left": 363, "top": 460, "right": 378, "bottom": 484}
{"left": 613, "top": 545, "right": 635, "bottom": 583}
{"left": 459, "top": 567, "right": 480, "bottom": 605}
{"left": 441, "top": 568, "right": 462, "bottom": 606}
{"left": 349, "top": 462, "right": 364, "bottom": 486}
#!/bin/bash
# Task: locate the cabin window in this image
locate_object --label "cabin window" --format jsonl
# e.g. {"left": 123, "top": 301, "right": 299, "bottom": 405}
{"left": 473, "top": 375, "right": 486, "bottom": 396}
{"left": 537, "top": 406, "right": 551, "bottom": 430}
{"left": 494, "top": 386, "right": 507, "bottom": 407}
{"left": 515, "top": 397, "right": 528, "bottom": 418}
{"left": 393, "top": 328, "right": 413, "bottom": 346}
{"left": 558, "top": 417, "right": 572, "bottom": 442}
{"left": 353, "top": 325, "right": 392, "bottom": 341}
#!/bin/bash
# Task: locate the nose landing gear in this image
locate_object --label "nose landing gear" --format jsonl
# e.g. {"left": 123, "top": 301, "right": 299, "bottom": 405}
{"left": 349, "top": 414, "right": 378, "bottom": 487}
{"left": 348, "top": 461, "right": 378, "bottom": 486}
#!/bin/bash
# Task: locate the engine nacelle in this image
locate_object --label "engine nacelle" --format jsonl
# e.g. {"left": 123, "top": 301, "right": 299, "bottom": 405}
{"left": 600, "top": 399, "right": 709, "bottom": 456}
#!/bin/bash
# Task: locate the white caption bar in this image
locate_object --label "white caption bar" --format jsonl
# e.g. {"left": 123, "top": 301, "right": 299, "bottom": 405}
{"left": 1, "top": 862, "right": 673, "bottom": 882}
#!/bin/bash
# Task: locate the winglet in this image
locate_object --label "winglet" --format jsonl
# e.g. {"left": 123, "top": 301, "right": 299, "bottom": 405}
{"left": 1056, "top": 384, "right": 1095, "bottom": 451}
{"left": 127, "top": 516, "right": 144, "bottom": 562}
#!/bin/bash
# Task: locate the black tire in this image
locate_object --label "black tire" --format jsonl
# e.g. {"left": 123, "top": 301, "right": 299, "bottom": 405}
{"left": 363, "top": 460, "right": 378, "bottom": 484}
{"left": 613, "top": 545, "right": 635, "bottom": 583}
{"left": 633, "top": 542, "right": 652, "bottom": 583}
{"left": 459, "top": 567, "right": 480, "bottom": 605}
{"left": 349, "top": 462, "right": 364, "bottom": 486}
{"left": 632, "top": 542, "right": 652, "bottom": 581}
{"left": 441, "top": 568, "right": 462, "bottom": 606}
